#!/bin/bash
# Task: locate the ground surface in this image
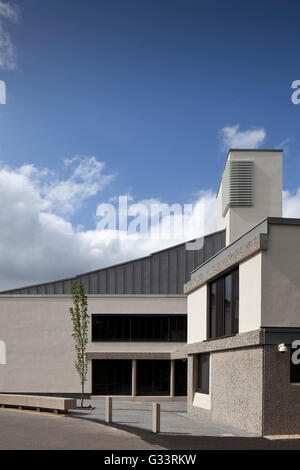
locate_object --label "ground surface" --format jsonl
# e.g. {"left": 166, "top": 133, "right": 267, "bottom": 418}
{"left": 1, "top": 404, "right": 300, "bottom": 450}
{"left": 0, "top": 408, "right": 163, "bottom": 450}
{"left": 70, "top": 400, "right": 256, "bottom": 437}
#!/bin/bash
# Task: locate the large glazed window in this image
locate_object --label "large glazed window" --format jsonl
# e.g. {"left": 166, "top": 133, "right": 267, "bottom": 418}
{"left": 137, "top": 360, "right": 170, "bottom": 396}
{"left": 197, "top": 353, "right": 210, "bottom": 394}
{"left": 208, "top": 267, "right": 239, "bottom": 339}
{"left": 92, "top": 315, "right": 187, "bottom": 342}
{"left": 92, "top": 360, "right": 132, "bottom": 395}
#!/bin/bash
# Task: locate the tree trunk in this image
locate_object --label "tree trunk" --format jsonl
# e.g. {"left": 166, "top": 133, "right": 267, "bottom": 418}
{"left": 81, "top": 380, "right": 84, "bottom": 407}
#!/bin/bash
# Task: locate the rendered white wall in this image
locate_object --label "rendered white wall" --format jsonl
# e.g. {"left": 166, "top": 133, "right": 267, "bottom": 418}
{"left": 261, "top": 224, "right": 300, "bottom": 327}
{"left": 0, "top": 295, "right": 186, "bottom": 393}
{"left": 239, "top": 253, "right": 262, "bottom": 333}
{"left": 187, "top": 285, "right": 207, "bottom": 344}
{"left": 193, "top": 391, "right": 211, "bottom": 410}
{"left": 217, "top": 150, "right": 282, "bottom": 245}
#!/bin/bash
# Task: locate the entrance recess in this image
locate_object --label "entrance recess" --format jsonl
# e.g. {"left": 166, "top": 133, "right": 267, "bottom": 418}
{"left": 136, "top": 360, "right": 170, "bottom": 396}
{"left": 92, "top": 360, "right": 132, "bottom": 395}
{"left": 175, "top": 359, "right": 187, "bottom": 396}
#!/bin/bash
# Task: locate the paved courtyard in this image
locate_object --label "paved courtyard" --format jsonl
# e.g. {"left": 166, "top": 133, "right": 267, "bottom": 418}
{"left": 1, "top": 404, "right": 300, "bottom": 449}
{"left": 70, "top": 399, "right": 257, "bottom": 437}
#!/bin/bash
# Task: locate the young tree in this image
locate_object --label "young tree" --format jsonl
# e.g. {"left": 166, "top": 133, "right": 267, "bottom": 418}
{"left": 69, "top": 281, "right": 89, "bottom": 407}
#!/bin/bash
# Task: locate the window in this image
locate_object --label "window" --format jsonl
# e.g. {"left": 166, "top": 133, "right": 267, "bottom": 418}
{"left": 92, "top": 315, "right": 187, "bottom": 342}
{"left": 197, "top": 353, "right": 210, "bottom": 394}
{"left": 291, "top": 347, "right": 300, "bottom": 383}
{"left": 208, "top": 268, "right": 239, "bottom": 339}
{"left": 137, "top": 360, "right": 170, "bottom": 396}
{"left": 92, "top": 360, "right": 132, "bottom": 395}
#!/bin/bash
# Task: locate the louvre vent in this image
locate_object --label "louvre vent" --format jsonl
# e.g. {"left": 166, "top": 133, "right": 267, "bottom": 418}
{"left": 222, "top": 160, "right": 254, "bottom": 216}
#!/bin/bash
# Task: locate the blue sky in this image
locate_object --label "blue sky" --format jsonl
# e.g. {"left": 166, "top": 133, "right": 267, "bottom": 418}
{"left": 0, "top": 0, "right": 300, "bottom": 288}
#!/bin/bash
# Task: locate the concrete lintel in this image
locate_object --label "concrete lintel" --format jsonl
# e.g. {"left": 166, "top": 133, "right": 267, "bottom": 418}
{"left": 87, "top": 352, "right": 172, "bottom": 360}
{"left": 171, "top": 348, "right": 188, "bottom": 360}
{"left": 184, "top": 233, "right": 268, "bottom": 295}
{"left": 183, "top": 329, "right": 262, "bottom": 356}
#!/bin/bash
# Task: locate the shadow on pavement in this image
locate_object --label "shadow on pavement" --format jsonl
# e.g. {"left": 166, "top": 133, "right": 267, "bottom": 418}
{"left": 68, "top": 415, "right": 300, "bottom": 450}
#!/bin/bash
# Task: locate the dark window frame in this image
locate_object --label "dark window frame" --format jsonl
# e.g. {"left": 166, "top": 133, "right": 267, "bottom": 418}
{"left": 207, "top": 267, "right": 239, "bottom": 340}
{"left": 136, "top": 360, "right": 170, "bottom": 396}
{"left": 197, "top": 353, "right": 210, "bottom": 394}
{"left": 290, "top": 346, "right": 300, "bottom": 383}
{"left": 91, "top": 314, "right": 187, "bottom": 342}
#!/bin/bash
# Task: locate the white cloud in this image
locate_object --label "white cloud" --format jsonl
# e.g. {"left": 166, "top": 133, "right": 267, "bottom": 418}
{"left": 283, "top": 189, "right": 300, "bottom": 219}
{"left": 0, "top": 158, "right": 216, "bottom": 290}
{"left": 0, "top": 1, "right": 18, "bottom": 70}
{"left": 0, "top": 1, "right": 18, "bottom": 22}
{"left": 2, "top": 154, "right": 300, "bottom": 292}
{"left": 41, "top": 156, "right": 115, "bottom": 216}
{"left": 220, "top": 124, "right": 266, "bottom": 151}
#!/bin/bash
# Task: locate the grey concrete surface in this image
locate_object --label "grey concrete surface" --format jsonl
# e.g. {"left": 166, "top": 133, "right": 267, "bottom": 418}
{"left": 0, "top": 408, "right": 163, "bottom": 450}
{"left": 1, "top": 406, "right": 300, "bottom": 450}
{"left": 70, "top": 399, "right": 257, "bottom": 437}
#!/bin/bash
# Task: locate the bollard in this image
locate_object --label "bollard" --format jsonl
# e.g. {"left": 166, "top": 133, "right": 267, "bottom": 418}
{"left": 106, "top": 396, "right": 112, "bottom": 423}
{"left": 152, "top": 402, "right": 160, "bottom": 433}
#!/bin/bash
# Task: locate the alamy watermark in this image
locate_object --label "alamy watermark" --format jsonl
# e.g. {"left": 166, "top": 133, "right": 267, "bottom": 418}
{"left": 0, "top": 340, "right": 6, "bottom": 365}
{"left": 0, "top": 80, "right": 6, "bottom": 104}
{"left": 96, "top": 196, "right": 206, "bottom": 250}
{"left": 291, "top": 340, "right": 300, "bottom": 365}
{"left": 291, "top": 80, "right": 300, "bottom": 104}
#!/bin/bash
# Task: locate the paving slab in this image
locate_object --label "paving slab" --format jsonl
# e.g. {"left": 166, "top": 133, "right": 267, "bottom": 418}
{"left": 70, "top": 399, "right": 257, "bottom": 437}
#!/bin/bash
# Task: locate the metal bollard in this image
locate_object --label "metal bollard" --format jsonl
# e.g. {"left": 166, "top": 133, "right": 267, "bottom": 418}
{"left": 106, "top": 396, "right": 112, "bottom": 423}
{"left": 152, "top": 402, "right": 160, "bottom": 433}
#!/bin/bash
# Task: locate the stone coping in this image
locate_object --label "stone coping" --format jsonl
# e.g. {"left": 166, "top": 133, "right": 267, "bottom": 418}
{"left": 0, "top": 394, "right": 77, "bottom": 411}
{"left": 171, "top": 330, "right": 262, "bottom": 358}
{"left": 184, "top": 233, "right": 267, "bottom": 294}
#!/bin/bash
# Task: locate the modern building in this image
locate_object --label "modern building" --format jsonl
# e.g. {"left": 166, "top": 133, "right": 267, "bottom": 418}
{"left": 177, "top": 149, "right": 300, "bottom": 435}
{"left": 0, "top": 228, "right": 224, "bottom": 399}
{"left": 1, "top": 148, "right": 300, "bottom": 435}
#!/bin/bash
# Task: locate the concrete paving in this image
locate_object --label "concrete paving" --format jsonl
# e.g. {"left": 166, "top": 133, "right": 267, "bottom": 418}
{"left": 0, "top": 407, "right": 164, "bottom": 450}
{"left": 1, "top": 405, "right": 300, "bottom": 449}
{"left": 70, "top": 399, "right": 257, "bottom": 437}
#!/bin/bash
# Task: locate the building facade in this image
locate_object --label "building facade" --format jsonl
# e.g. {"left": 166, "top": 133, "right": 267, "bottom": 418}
{"left": 180, "top": 149, "right": 300, "bottom": 435}
{"left": 1, "top": 148, "right": 300, "bottom": 435}
{"left": 0, "top": 230, "right": 224, "bottom": 399}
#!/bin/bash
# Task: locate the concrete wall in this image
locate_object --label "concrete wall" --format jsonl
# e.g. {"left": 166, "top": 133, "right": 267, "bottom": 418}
{"left": 0, "top": 295, "right": 186, "bottom": 394}
{"left": 189, "top": 347, "right": 264, "bottom": 435}
{"left": 217, "top": 150, "right": 282, "bottom": 245}
{"left": 263, "top": 345, "right": 300, "bottom": 435}
{"left": 261, "top": 224, "right": 300, "bottom": 327}
{"left": 210, "top": 347, "right": 263, "bottom": 434}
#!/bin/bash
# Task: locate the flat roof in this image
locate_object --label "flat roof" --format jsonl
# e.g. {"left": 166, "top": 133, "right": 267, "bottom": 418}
{"left": 190, "top": 216, "right": 300, "bottom": 279}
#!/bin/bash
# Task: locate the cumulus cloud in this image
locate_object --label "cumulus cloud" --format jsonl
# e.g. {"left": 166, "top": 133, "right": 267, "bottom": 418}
{"left": 2, "top": 154, "right": 300, "bottom": 292}
{"left": 41, "top": 156, "right": 115, "bottom": 216}
{"left": 0, "top": 158, "right": 216, "bottom": 290}
{"left": 283, "top": 189, "right": 300, "bottom": 219}
{"left": 0, "top": 1, "right": 18, "bottom": 69}
{"left": 220, "top": 124, "right": 266, "bottom": 151}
